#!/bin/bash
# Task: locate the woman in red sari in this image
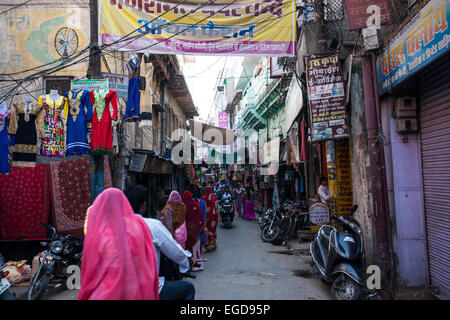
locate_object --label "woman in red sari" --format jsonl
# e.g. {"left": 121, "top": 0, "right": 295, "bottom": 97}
{"left": 202, "top": 186, "right": 219, "bottom": 251}
{"left": 182, "top": 191, "right": 205, "bottom": 255}
{"left": 78, "top": 188, "right": 159, "bottom": 300}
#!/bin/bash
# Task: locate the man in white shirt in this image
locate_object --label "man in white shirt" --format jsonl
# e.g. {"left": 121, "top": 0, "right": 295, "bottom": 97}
{"left": 318, "top": 176, "right": 330, "bottom": 205}
{"left": 125, "top": 185, "right": 196, "bottom": 300}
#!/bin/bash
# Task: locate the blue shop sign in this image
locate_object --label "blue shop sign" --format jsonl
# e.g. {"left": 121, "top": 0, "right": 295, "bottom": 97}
{"left": 377, "top": 0, "right": 450, "bottom": 94}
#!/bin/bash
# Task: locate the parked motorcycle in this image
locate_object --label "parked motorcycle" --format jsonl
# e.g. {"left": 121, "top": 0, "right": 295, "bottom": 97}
{"left": 219, "top": 198, "right": 234, "bottom": 228}
{"left": 260, "top": 200, "right": 311, "bottom": 244}
{"left": 260, "top": 208, "right": 282, "bottom": 242}
{"left": 310, "top": 205, "right": 365, "bottom": 300}
{"left": 27, "top": 223, "right": 83, "bottom": 300}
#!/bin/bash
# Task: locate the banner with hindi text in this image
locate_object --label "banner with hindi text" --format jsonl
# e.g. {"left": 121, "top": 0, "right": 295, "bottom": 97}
{"left": 100, "top": 0, "right": 296, "bottom": 56}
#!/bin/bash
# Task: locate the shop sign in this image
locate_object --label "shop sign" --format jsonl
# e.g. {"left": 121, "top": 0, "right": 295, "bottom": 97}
{"left": 306, "top": 54, "right": 350, "bottom": 142}
{"left": 129, "top": 153, "right": 147, "bottom": 172}
{"left": 309, "top": 203, "right": 330, "bottom": 233}
{"left": 100, "top": 0, "right": 296, "bottom": 56}
{"left": 344, "top": 0, "right": 392, "bottom": 30}
{"left": 335, "top": 139, "right": 353, "bottom": 217}
{"left": 377, "top": 0, "right": 450, "bottom": 94}
{"left": 71, "top": 79, "right": 109, "bottom": 91}
{"left": 102, "top": 73, "right": 129, "bottom": 98}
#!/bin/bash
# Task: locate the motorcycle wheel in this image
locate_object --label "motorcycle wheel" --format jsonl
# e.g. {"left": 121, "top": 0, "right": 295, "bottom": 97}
{"left": 27, "top": 264, "right": 51, "bottom": 300}
{"left": 260, "top": 224, "right": 280, "bottom": 242}
{"left": 331, "top": 274, "right": 363, "bottom": 300}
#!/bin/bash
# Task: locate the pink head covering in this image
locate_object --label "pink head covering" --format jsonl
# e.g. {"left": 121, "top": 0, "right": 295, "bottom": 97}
{"left": 168, "top": 190, "right": 182, "bottom": 203}
{"left": 77, "top": 188, "right": 159, "bottom": 300}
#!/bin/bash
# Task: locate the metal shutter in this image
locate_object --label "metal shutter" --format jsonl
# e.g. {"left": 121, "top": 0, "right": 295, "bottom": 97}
{"left": 420, "top": 55, "right": 450, "bottom": 299}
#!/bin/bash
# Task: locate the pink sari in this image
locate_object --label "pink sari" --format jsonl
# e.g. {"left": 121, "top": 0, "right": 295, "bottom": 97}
{"left": 174, "top": 221, "right": 187, "bottom": 249}
{"left": 78, "top": 188, "right": 159, "bottom": 300}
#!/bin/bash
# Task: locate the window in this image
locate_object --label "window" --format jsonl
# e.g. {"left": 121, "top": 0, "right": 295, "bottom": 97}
{"left": 44, "top": 77, "right": 73, "bottom": 95}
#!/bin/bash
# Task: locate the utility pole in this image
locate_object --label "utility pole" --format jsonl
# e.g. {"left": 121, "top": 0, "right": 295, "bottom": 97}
{"left": 315, "top": 0, "right": 338, "bottom": 220}
{"left": 88, "top": 0, "right": 104, "bottom": 203}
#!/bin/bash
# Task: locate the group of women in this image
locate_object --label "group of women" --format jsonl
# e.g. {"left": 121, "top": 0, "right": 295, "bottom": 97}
{"left": 160, "top": 186, "right": 219, "bottom": 255}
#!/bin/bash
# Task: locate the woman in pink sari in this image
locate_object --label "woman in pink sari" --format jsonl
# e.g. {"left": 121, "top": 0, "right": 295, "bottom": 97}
{"left": 244, "top": 186, "right": 256, "bottom": 220}
{"left": 78, "top": 188, "right": 159, "bottom": 300}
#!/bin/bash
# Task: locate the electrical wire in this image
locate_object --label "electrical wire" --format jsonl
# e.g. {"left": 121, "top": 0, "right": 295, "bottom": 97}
{"left": 0, "top": 0, "right": 32, "bottom": 15}
{"left": 2, "top": 0, "right": 295, "bottom": 102}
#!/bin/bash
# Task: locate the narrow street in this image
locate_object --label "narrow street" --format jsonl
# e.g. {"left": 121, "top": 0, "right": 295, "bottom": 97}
{"left": 9, "top": 216, "right": 330, "bottom": 300}
{"left": 192, "top": 218, "right": 330, "bottom": 300}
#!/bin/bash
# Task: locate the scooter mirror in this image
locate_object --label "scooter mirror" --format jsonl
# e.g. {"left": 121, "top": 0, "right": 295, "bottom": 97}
{"left": 349, "top": 205, "right": 358, "bottom": 214}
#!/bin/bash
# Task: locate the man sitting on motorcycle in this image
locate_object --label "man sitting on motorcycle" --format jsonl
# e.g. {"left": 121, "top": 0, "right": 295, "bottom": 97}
{"left": 125, "top": 185, "right": 197, "bottom": 300}
{"left": 221, "top": 186, "right": 233, "bottom": 202}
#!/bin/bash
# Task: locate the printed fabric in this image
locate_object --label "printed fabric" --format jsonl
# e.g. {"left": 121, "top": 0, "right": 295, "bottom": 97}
{"left": 49, "top": 156, "right": 113, "bottom": 237}
{"left": 64, "top": 89, "right": 93, "bottom": 156}
{"left": 8, "top": 101, "right": 44, "bottom": 167}
{"left": 0, "top": 105, "right": 13, "bottom": 174}
{"left": 90, "top": 89, "right": 118, "bottom": 156}
{"left": 39, "top": 95, "right": 68, "bottom": 157}
{"left": 0, "top": 164, "right": 51, "bottom": 240}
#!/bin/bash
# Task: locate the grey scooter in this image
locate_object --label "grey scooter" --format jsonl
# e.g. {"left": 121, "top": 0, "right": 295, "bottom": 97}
{"left": 310, "top": 205, "right": 365, "bottom": 300}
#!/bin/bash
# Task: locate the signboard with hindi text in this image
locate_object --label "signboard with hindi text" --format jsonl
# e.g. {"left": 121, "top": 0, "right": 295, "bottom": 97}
{"left": 71, "top": 79, "right": 109, "bottom": 91}
{"left": 99, "top": 0, "right": 296, "bottom": 56}
{"left": 344, "top": 0, "right": 393, "bottom": 30}
{"left": 377, "top": 0, "right": 450, "bottom": 94}
{"left": 306, "top": 54, "right": 349, "bottom": 142}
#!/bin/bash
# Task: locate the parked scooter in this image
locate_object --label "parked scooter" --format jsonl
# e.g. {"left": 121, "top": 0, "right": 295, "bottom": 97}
{"left": 310, "top": 205, "right": 365, "bottom": 300}
{"left": 27, "top": 223, "right": 83, "bottom": 300}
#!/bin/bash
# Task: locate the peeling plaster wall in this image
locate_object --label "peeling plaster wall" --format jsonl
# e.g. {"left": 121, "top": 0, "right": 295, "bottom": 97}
{"left": 349, "top": 59, "right": 375, "bottom": 264}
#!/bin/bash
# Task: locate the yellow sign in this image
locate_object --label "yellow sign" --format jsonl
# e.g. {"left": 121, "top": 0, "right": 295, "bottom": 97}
{"left": 100, "top": 0, "right": 296, "bottom": 56}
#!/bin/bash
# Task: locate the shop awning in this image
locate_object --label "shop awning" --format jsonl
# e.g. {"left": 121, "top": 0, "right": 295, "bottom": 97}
{"left": 188, "top": 120, "right": 235, "bottom": 145}
{"left": 284, "top": 77, "right": 303, "bottom": 135}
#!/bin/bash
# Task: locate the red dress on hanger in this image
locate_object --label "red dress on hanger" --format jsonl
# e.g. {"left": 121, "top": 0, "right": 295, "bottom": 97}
{"left": 89, "top": 88, "right": 118, "bottom": 156}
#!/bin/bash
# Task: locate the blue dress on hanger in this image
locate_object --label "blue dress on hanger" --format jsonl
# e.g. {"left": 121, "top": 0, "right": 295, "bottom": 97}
{"left": 124, "top": 57, "right": 142, "bottom": 120}
{"left": 0, "top": 104, "right": 13, "bottom": 174}
{"left": 64, "top": 89, "right": 93, "bottom": 156}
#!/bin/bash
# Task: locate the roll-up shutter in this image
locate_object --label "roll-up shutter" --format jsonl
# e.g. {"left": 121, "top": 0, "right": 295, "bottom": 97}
{"left": 420, "top": 55, "right": 450, "bottom": 299}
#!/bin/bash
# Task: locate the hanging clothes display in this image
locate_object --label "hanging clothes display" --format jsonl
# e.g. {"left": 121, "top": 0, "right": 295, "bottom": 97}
{"left": 124, "top": 56, "right": 142, "bottom": 120}
{"left": 39, "top": 94, "right": 68, "bottom": 157}
{"left": 8, "top": 100, "right": 44, "bottom": 167}
{"left": 90, "top": 88, "right": 118, "bottom": 156}
{"left": 0, "top": 104, "right": 13, "bottom": 174}
{"left": 64, "top": 89, "right": 93, "bottom": 156}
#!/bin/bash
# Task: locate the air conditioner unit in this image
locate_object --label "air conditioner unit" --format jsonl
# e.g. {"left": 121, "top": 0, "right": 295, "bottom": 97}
{"left": 395, "top": 97, "right": 418, "bottom": 133}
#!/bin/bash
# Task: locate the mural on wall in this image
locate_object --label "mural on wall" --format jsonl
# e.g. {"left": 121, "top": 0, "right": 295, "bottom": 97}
{"left": 0, "top": 5, "right": 89, "bottom": 77}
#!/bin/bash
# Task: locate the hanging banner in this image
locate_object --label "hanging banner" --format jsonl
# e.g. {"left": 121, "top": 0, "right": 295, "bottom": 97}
{"left": 99, "top": 0, "right": 296, "bottom": 56}
{"left": 306, "top": 54, "right": 349, "bottom": 142}
{"left": 71, "top": 79, "right": 109, "bottom": 91}
{"left": 377, "top": 0, "right": 450, "bottom": 94}
{"left": 344, "top": 0, "right": 392, "bottom": 30}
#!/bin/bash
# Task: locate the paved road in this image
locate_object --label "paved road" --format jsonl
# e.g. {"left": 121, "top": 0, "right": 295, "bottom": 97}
{"left": 191, "top": 217, "right": 330, "bottom": 300}
{"left": 10, "top": 217, "right": 330, "bottom": 300}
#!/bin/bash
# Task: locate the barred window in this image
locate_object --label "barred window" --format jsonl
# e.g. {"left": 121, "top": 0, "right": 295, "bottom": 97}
{"left": 324, "top": 0, "right": 344, "bottom": 22}
{"left": 44, "top": 76, "right": 73, "bottom": 95}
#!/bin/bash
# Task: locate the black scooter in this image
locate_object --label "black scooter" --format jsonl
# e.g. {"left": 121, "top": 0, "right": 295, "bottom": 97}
{"left": 310, "top": 205, "right": 365, "bottom": 300}
{"left": 219, "top": 198, "right": 234, "bottom": 228}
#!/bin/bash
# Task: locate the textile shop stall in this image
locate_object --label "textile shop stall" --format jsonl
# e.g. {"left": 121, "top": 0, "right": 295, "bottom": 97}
{"left": 0, "top": 86, "right": 118, "bottom": 283}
